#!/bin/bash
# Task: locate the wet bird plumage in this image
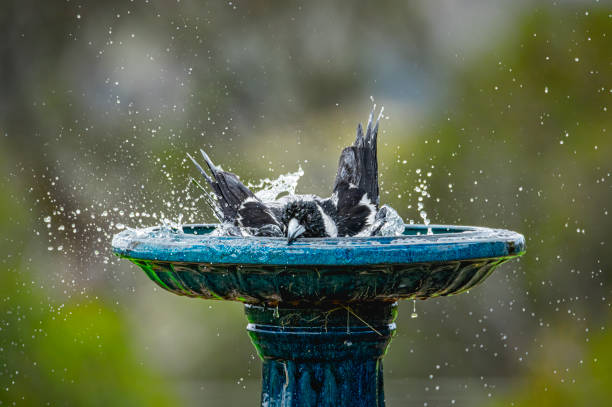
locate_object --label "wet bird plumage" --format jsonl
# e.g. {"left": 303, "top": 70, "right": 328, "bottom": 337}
{"left": 188, "top": 107, "right": 393, "bottom": 243}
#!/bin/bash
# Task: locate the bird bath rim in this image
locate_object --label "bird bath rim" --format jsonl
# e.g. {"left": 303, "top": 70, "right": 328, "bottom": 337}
{"left": 111, "top": 223, "right": 525, "bottom": 267}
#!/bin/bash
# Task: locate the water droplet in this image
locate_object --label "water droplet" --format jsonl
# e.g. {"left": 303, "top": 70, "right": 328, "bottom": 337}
{"left": 411, "top": 300, "right": 418, "bottom": 319}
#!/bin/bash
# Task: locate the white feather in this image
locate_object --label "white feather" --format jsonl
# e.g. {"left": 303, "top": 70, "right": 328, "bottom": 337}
{"left": 317, "top": 204, "right": 338, "bottom": 237}
{"left": 331, "top": 192, "right": 339, "bottom": 207}
{"left": 358, "top": 193, "right": 376, "bottom": 226}
{"left": 236, "top": 197, "right": 260, "bottom": 223}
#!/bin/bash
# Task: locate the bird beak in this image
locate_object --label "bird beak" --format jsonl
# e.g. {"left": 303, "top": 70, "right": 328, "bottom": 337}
{"left": 287, "top": 218, "right": 306, "bottom": 244}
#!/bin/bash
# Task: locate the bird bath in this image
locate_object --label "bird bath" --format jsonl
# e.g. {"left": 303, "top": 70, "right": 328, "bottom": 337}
{"left": 112, "top": 223, "right": 524, "bottom": 406}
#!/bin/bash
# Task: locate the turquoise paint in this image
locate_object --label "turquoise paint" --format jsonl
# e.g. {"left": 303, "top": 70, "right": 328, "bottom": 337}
{"left": 112, "top": 223, "right": 525, "bottom": 406}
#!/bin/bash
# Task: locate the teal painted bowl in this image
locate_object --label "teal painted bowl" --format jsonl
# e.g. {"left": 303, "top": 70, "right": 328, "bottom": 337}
{"left": 112, "top": 224, "right": 525, "bottom": 304}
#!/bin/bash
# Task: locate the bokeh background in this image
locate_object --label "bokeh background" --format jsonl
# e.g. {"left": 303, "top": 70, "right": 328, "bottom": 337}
{"left": 1, "top": 0, "right": 610, "bottom": 406}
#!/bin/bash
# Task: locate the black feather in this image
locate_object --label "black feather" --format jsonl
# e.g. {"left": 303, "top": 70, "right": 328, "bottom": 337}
{"left": 189, "top": 150, "right": 284, "bottom": 233}
{"left": 188, "top": 150, "right": 257, "bottom": 222}
{"left": 282, "top": 200, "right": 326, "bottom": 237}
{"left": 332, "top": 181, "right": 375, "bottom": 236}
{"left": 332, "top": 107, "right": 380, "bottom": 209}
{"left": 250, "top": 224, "right": 284, "bottom": 237}
{"left": 238, "top": 200, "right": 281, "bottom": 230}
{"left": 198, "top": 150, "right": 256, "bottom": 222}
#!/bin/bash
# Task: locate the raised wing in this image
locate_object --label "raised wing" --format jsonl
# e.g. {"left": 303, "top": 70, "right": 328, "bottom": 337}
{"left": 327, "top": 107, "right": 383, "bottom": 236}
{"left": 236, "top": 198, "right": 282, "bottom": 232}
{"left": 329, "top": 183, "right": 376, "bottom": 236}
{"left": 332, "top": 107, "right": 381, "bottom": 209}
{"left": 188, "top": 150, "right": 280, "bottom": 231}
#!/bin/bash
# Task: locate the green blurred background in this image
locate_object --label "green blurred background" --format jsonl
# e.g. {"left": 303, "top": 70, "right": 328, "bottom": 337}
{"left": 1, "top": 1, "right": 610, "bottom": 406}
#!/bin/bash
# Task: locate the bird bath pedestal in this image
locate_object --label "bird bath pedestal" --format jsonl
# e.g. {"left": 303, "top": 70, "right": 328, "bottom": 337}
{"left": 112, "top": 224, "right": 524, "bottom": 406}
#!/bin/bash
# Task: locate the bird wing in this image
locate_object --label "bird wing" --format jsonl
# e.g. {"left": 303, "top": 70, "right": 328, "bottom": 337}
{"left": 330, "top": 183, "right": 376, "bottom": 236}
{"left": 332, "top": 106, "right": 381, "bottom": 209}
{"left": 328, "top": 107, "right": 382, "bottom": 236}
{"left": 237, "top": 198, "right": 282, "bottom": 231}
{"left": 188, "top": 150, "right": 279, "bottom": 230}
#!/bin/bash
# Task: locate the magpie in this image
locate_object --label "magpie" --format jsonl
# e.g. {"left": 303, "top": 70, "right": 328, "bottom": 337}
{"left": 188, "top": 107, "right": 404, "bottom": 243}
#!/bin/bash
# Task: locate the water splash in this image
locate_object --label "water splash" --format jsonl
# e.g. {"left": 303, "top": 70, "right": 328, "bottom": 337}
{"left": 249, "top": 166, "right": 304, "bottom": 202}
{"left": 410, "top": 300, "right": 418, "bottom": 319}
{"left": 377, "top": 206, "right": 405, "bottom": 236}
{"left": 358, "top": 205, "right": 405, "bottom": 237}
{"left": 157, "top": 213, "right": 185, "bottom": 237}
{"left": 414, "top": 168, "right": 434, "bottom": 235}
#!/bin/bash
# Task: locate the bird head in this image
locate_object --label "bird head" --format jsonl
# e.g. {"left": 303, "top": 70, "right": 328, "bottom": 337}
{"left": 283, "top": 200, "right": 326, "bottom": 244}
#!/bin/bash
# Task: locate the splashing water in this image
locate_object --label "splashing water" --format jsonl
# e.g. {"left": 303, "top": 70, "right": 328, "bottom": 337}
{"left": 414, "top": 168, "right": 434, "bottom": 235}
{"left": 377, "top": 206, "right": 405, "bottom": 236}
{"left": 411, "top": 299, "right": 418, "bottom": 319}
{"left": 358, "top": 205, "right": 405, "bottom": 237}
{"left": 158, "top": 213, "right": 185, "bottom": 236}
{"left": 248, "top": 166, "right": 304, "bottom": 202}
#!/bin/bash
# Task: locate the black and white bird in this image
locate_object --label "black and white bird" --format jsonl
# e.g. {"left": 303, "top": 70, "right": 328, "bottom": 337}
{"left": 188, "top": 107, "right": 402, "bottom": 243}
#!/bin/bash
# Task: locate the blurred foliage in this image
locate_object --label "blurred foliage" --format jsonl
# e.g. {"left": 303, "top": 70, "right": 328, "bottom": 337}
{"left": 488, "top": 315, "right": 612, "bottom": 407}
{"left": 0, "top": 1, "right": 610, "bottom": 406}
{"left": 0, "top": 147, "right": 179, "bottom": 406}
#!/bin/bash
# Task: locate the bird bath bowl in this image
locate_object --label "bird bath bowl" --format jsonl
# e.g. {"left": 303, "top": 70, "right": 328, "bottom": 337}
{"left": 112, "top": 224, "right": 525, "bottom": 406}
